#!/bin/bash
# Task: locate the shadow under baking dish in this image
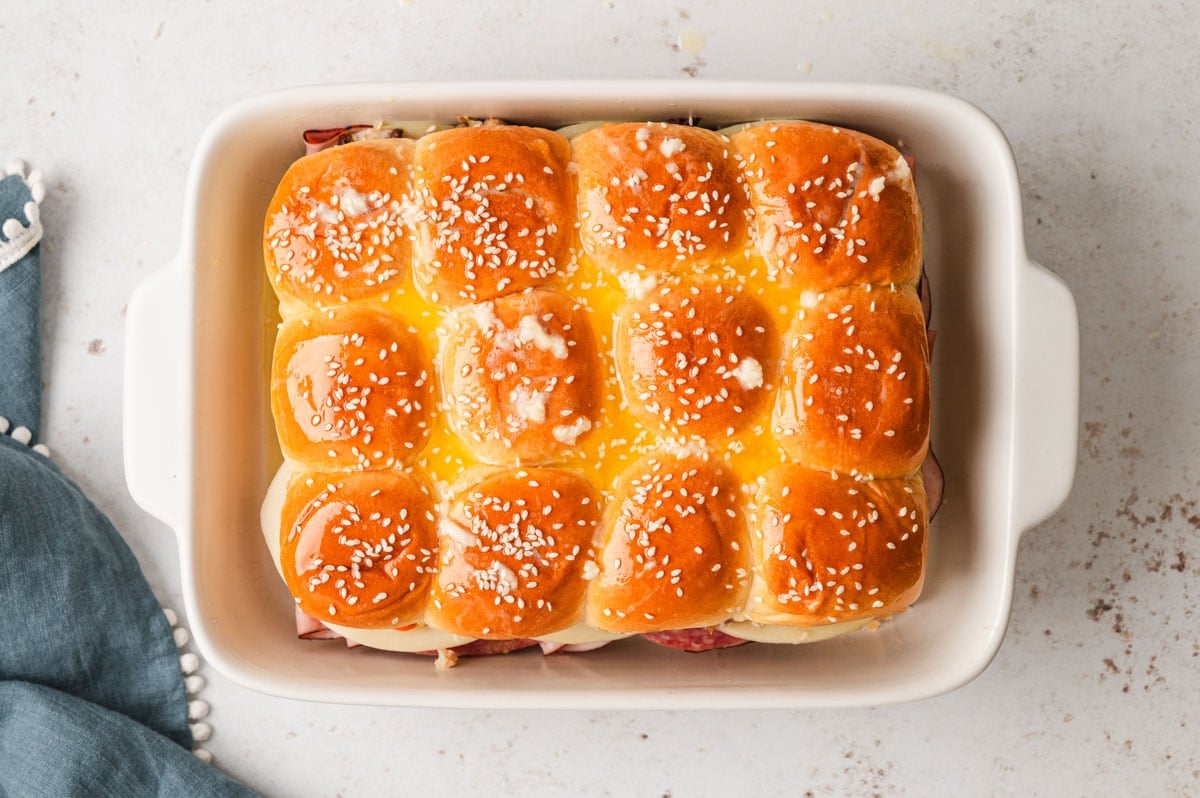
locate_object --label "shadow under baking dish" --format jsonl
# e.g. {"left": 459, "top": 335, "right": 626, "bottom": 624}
{"left": 161, "top": 82, "right": 1048, "bottom": 708}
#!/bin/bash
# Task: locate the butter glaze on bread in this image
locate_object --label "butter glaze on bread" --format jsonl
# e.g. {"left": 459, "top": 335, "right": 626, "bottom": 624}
{"left": 281, "top": 468, "right": 438, "bottom": 628}
{"left": 615, "top": 275, "right": 779, "bottom": 437}
{"left": 427, "top": 467, "right": 600, "bottom": 639}
{"left": 439, "top": 287, "right": 600, "bottom": 464}
{"left": 411, "top": 124, "right": 574, "bottom": 304}
{"left": 746, "top": 465, "right": 927, "bottom": 626}
{"left": 264, "top": 139, "right": 414, "bottom": 311}
{"left": 271, "top": 306, "right": 433, "bottom": 470}
{"left": 573, "top": 123, "right": 751, "bottom": 273}
{"left": 732, "top": 121, "right": 920, "bottom": 291}
{"left": 774, "top": 285, "right": 929, "bottom": 478}
{"left": 588, "top": 450, "right": 751, "bottom": 632}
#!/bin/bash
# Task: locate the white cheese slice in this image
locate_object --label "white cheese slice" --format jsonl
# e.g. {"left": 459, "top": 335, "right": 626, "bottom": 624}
{"left": 719, "top": 619, "right": 871, "bottom": 645}
{"left": 535, "top": 624, "right": 634, "bottom": 645}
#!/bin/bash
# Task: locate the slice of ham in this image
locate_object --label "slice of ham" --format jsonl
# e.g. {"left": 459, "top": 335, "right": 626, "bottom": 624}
{"left": 917, "top": 261, "right": 945, "bottom": 520}
{"left": 920, "top": 262, "right": 938, "bottom": 354}
{"left": 302, "top": 125, "right": 407, "bottom": 155}
{"left": 641, "top": 627, "right": 750, "bottom": 652}
{"left": 923, "top": 450, "right": 945, "bottom": 520}
{"left": 303, "top": 125, "right": 372, "bottom": 155}
{"left": 919, "top": 265, "right": 932, "bottom": 326}
{"left": 295, "top": 607, "right": 342, "bottom": 640}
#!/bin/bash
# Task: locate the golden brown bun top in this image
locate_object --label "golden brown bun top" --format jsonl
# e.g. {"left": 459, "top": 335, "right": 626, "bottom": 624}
{"left": 732, "top": 121, "right": 920, "bottom": 291}
{"left": 439, "top": 288, "right": 600, "bottom": 464}
{"left": 774, "top": 285, "right": 929, "bottom": 478}
{"left": 271, "top": 305, "right": 433, "bottom": 471}
{"left": 573, "top": 123, "right": 751, "bottom": 273}
{"left": 280, "top": 468, "right": 438, "bottom": 628}
{"left": 427, "top": 467, "right": 601, "bottom": 639}
{"left": 588, "top": 450, "right": 751, "bottom": 632}
{"left": 411, "top": 124, "right": 574, "bottom": 305}
{"left": 747, "top": 465, "right": 927, "bottom": 626}
{"left": 615, "top": 275, "right": 779, "bottom": 437}
{"left": 264, "top": 139, "right": 414, "bottom": 311}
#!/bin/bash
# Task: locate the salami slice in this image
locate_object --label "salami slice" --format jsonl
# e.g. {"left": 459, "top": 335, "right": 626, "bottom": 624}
{"left": 642, "top": 628, "right": 750, "bottom": 652}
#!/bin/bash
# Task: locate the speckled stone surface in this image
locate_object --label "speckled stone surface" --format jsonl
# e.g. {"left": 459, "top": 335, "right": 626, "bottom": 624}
{"left": 1, "top": 1, "right": 1196, "bottom": 794}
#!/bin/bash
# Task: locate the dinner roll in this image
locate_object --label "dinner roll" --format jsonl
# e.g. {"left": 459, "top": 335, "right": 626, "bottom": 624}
{"left": 731, "top": 121, "right": 920, "bottom": 291}
{"left": 588, "top": 450, "right": 751, "bottom": 632}
{"left": 264, "top": 139, "right": 414, "bottom": 312}
{"left": 773, "top": 285, "right": 929, "bottom": 478}
{"left": 411, "top": 123, "right": 574, "bottom": 304}
{"left": 573, "top": 122, "right": 751, "bottom": 273}
{"left": 271, "top": 306, "right": 433, "bottom": 471}
{"left": 440, "top": 288, "right": 600, "bottom": 464}
{"left": 745, "top": 465, "right": 927, "bottom": 626}
{"left": 614, "top": 275, "right": 778, "bottom": 438}
{"left": 426, "top": 467, "right": 601, "bottom": 639}
{"left": 280, "top": 468, "right": 438, "bottom": 628}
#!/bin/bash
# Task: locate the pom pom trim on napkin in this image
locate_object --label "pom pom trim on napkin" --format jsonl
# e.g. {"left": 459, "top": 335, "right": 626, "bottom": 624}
{"left": 0, "top": 159, "right": 44, "bottom": 274}
{"left": 163, "top": 607, "right": 216, "bottom": 763}
{"left": 0, "top": 415, "right": 48, "bottom": 457}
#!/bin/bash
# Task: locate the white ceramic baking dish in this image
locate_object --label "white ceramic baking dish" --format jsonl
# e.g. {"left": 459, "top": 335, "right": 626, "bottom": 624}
{"left": 123, "top": 81, "right": 1078, "bottom": 709}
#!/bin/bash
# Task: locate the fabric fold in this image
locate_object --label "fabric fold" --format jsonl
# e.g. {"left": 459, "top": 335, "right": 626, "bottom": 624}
{"left": 0, "top": 681, "right": 253, "bottom": 798}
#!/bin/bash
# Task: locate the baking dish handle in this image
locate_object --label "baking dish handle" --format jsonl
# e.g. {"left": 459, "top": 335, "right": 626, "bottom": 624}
{"left": 1012, "top": 258, "right": 1079, "bottom": 533}
{"left": 123, "top": 259, "right": 192, "bottom": 536}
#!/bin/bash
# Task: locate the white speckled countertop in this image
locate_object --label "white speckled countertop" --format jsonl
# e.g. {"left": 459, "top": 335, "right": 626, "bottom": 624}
{"left": 1, "top": 1, "right": 1196, "bottom": 794}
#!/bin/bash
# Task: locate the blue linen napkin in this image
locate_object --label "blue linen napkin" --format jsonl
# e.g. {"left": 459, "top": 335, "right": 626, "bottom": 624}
{"left": 0, "top": 166, "right": 255, "bottom": 797}
{"left": 0, "top": 167, "right": 43, "bottom": 441}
